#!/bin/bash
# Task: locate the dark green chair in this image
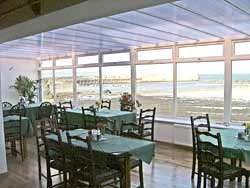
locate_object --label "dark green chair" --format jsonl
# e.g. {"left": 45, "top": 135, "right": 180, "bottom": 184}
{"left": 82, "top": 107, "right": 98, "bottom": 130}
{"left": 195, "top": 128, "right": 250, "bottom": 188}
{"left": 38, "top": 102, "right": 53, "bottom": 120}
{"left": 59, "top": 100, "right": 73, "bottom": 110}
{"left": 138, "top": 107, "right": 156, "bottom": 141}
{"left": 41, "top": 128, "right": 71, "bottom": 188}
{"left": 190, "top": 114, "right": 211, "bottom": 179}
{"left": 10, "top": 104, "right": 26, "bottom": 117}
{"left": 66, "top": 132, "right": 123, "bottom": 188}
{"left": 101, "top": 100, "right": 111, "bottom": 110}
{"left": 4, "top": 113, "right": 25, "bottom": 161}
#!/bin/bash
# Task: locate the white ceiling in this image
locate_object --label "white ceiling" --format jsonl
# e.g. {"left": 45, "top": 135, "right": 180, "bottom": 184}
{"left": 0, "top": 0, "right": 250, "bottom": 59}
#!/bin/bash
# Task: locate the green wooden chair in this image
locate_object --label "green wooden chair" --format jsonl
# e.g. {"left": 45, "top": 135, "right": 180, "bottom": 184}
{"left": 59, "top": 100, "right": 73, "bottom": 110}
{"left": 138, "top": 107, "right": 156, "bottom": 141}
{"left": 66, "top": 132, "right": 123, "bottom": 188}
{"left": 195, "top": 128, "right": 250, "bottom": 188}
{"left": 4, "top": 113, "right": 25, "bottom": 161}
{"left": 190, "top": 114, "right": 211, "bottom": 179}
{"left": 101, "top": 100, "right": 111, "bottom": 110}
{"left": 82, "top": 107, "right": 98, "bottom": 130}
{"left": 41, "top": 127, "right": 71, "bottom": 188}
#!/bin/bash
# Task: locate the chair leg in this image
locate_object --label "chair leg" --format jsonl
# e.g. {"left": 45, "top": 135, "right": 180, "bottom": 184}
{"left": 245, "top": 175, "right": 249, "bottom": 188}
{"left": 191, "top": 153, "right": 196, "bottom": 179}
{"left": 20, "top": 138, "right": 24, "bottom": 161}
{"left": 238, "top": 160, "right": 243, "bottom": 182}
{"left": 218, "top": 178, "right": 223, "bottom": 188}
{"left": 211, "top": 177, "right": 215, "bottom": 188}
{"left": 197, "top": 170, "right": 202, "bottom": 188}
{"left": 139, "top": 160, "right": 144, "bottom": 188}
{"left": 203, "top": 173, "right": 207, "bottom": 188}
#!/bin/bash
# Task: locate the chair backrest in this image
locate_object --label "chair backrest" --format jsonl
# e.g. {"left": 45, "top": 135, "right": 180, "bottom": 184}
{"left": 101, "top": 100, "right": 111, "bottom": 110}
{"left": 195, "top": 128, "right": 223, "bottom": 174}
{"left": 66, "top": 132, "right": 97, "bottom": 183}
{"left": 138, "top": 107, "right": 156, "bottom": 131}
{"left": 2, "top": 102, "right": 12, "bottom": 108}
{"left": 55, "top": 106, "right": 69, "bottom": 130}
{"left": 41, "top": 128, "right": 64, "bottom": 164}
{"left": 10, "top": 104, "right": 26, "bottom": 117}
{"left": 40, "top": 117, "right": 58, "bottom": 133}
{"left": 120, "top": 102, "right": 134, "bottom": 112}
{"left": 120, "top": 121, "right": 142, "bottom": 138}
{"left": 97, "top": 118, "right": 116, "bottom": 134}
{"left": 38, "top": 102, "right": 53, "bottom": 119}
{"left": 59, "top": 101, "right": 73, "bottom": 110}
{"left": 4, "top": 113, "right": 22, "bottom": 140}
{"left": 82, "top": 107, "right": 97, "bottom": 129}
{"left": 190, "top": 114, "right": 211, "bottom": 154}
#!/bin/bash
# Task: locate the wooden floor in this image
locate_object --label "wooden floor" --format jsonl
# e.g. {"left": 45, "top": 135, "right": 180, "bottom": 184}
{"left": 0, "top": 138, "right": 248, "bottom": 188}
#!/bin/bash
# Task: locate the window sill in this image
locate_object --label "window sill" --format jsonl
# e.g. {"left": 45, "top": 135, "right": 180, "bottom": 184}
{"left": 152, "top": 115, "right": 244, "bottom": 130}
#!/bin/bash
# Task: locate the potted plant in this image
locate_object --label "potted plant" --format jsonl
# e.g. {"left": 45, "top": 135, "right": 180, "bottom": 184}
{"left": 10, "top": 75, "right": 38, "bottom": 104}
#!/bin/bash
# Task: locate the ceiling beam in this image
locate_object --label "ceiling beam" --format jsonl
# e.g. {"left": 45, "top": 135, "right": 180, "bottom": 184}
{"left": 171, "top": 3, "right": 250, "bottom": 37}
{"left": 136, "top": 10, "right": 222, "bottom": 39}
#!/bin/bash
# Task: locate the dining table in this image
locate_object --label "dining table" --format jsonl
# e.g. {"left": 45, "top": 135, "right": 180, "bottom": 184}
{"left": 3, "top": 102, "right": 48, "bottom": 125}
{"left": 66, "top": 108, "right": 137, "bottom": 131}
{"left": 202, "top": 128, "right": 250, "bottom": 162}
{"left": 48, "top": 128, "right": 155, "bottom": 188}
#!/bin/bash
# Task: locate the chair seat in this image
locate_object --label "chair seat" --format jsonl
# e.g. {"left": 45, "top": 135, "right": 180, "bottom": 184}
{"left": 202, "top": 162, "right": 246, "bottom": 179}
{"left": 77, "top": 166, "right": 121, "bottom": 184}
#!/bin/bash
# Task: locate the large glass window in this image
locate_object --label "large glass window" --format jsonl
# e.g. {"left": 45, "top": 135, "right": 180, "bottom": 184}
{"left": 41, "top": 70, "right": 53, "bottom": 102}
{"left": 179, "top": 44, "right": 223, "bottom": 58}
{"left": 235, "top": 42, "right": 250, "bottom": 56}
{"left": 76, "top": 67, "right": 99, "bottom": 107}
{"left": 177, "top": 62, "right": 224, "bottom": 120}
{"left": 232, "top": 60, "right": 250, "bottom": 122}
{"left": 138, "top": 49, "right": 172, "bottom": 61}
{"left": 40, "top": 60, "right": 53, "bottom": 68}
{"left": 102, "top": 66, "right": 131, "bottom": 110}
{"left": 55, "top": 69, "right": 73, "bottom": 102}
{"left": 103, "top": 52, "right": 130, "bottom": 63}
{"left": 136, "top": 64, "right": 173, "bottom": 116}
{"left": 78, "top": 55, "right": 99, "bottom": 65}
{"left": 56, "top": 58, "right": 72, "bottom": 66}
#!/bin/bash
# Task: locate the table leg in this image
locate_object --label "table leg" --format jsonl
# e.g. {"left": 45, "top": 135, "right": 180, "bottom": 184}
{"left": 123, "top": 155, "right": 131, "bottom": 188}
{"left": 23, "top": 137, "right": 27, "bottom": 159}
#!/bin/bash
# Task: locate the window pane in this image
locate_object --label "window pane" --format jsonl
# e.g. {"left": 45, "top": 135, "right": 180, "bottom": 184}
{"left": 102, "top": 66, "right": 131, "bottom": 110}
{"left": 41, "top": 60, "right": 53, "bottom": 68}
{"left": 41, "top": 70, "right": 53, "bottom": 102}
{"left": 56, "top": 58, "right": 72, "bottom": 66}
{"left": 136, "top": 64, "right": 173, "bottom": 116}
{"left": 103, "top": 52, "right": 130, "bottom": 63}
{"left": 232, "top": 60, "right": 250, "bottom": 122}
{"left": 55, "top": 69, "right": 73, "bottom": 102}
{"left": 77, "top": 67, "right": 99, "bottom": 107}
{"left": 138, "top": 49, "right": 172, "bottom": 61}
{"left": 179, "top": 44, "right": 223, "bottom": 58}
{"left": 78, "top": 55, "right": 99, "bottom": 64}
{"left": 235, "top": 42, "right": 250, "bottom": 56}
{"left": 177, "top": 62, "right": 224, "bottom": 121}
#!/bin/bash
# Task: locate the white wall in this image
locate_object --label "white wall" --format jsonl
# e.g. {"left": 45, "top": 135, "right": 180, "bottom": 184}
{"left": 0, "top": 58, "right": 38, "bottom": 104}
{"left": 0, "top": 66, "right": 7, "bottom": 174}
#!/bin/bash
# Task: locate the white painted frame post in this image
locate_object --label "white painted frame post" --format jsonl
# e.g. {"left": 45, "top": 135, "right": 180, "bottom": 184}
{"left": 130, "top": 48, "right": 137, "bottom": 101}
{"left": 52, "top": 58, "right": 56, "bottom": 103}
{"left": 99, "top": 53, "right": 103, "bottom": 100}
{"left": 224, "top": 39, "right": 232, "bottom": 124}
{"left": 72, "top": 54, "right": 77, "bottom": 107}
{"left": 172, "top": 46, "right": 178, "bottom": 116}
{"left": 0, "top": 67, "right": 7, "bottom": 174}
